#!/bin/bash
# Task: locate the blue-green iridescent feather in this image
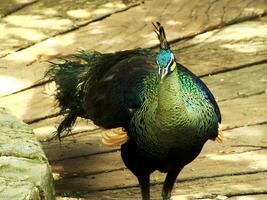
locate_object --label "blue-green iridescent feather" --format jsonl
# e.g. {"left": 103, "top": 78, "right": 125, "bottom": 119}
{"left": 129, "top": 62, "right": 220, "bottom": 160}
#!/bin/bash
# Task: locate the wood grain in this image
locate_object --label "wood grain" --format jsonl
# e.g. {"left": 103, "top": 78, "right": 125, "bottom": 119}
{"left": 80, "top": 171, "right": 267, "bottom": 200}
{"left": 0, "top": 0, "right": 141, "bottom": 58}
{"left": 172, "top": 16, "right": 267, "bottom": 76}
{"left": 0, "top": 0, "right": 37, "bottom": 18}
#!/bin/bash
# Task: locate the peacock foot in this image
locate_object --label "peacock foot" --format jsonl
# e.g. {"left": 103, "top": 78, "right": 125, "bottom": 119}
{"left": 162, "top": 193, "right": 171, "bottom": 200}
{"left": 215, "top": 123, "right": 223, "bottom": 143}
{"left": 101, "top": 127, "right": 128, "bottom": 146}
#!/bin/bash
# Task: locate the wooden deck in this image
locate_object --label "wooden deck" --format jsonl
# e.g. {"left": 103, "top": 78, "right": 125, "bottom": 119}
{"left": 1, "top": 0, "right": 267, "bottom": 199}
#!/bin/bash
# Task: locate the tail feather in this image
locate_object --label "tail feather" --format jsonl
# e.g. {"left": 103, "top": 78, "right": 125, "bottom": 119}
{"left": 56, "top": 111, "right": 79, "bottom": 140}
{"left": 46, "top": 49, "right": 155, "bottom": 138}
{"left": 45, "top": 54, "right": 93, "bottom": 138}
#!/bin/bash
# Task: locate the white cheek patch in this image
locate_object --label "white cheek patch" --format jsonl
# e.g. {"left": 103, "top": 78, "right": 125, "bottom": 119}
{"left": 159, "top": 67, "right": 168, "bottom": 76}
{"left": 162, "top": 68, "right": 168, "bottom": 77}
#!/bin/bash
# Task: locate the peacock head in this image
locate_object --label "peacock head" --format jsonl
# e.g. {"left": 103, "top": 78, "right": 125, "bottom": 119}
{"left": 153, "top": 22, "right": 177, "bottom": 80}
{"left": 156, "top": 49, "right": 176, "bottom": 80}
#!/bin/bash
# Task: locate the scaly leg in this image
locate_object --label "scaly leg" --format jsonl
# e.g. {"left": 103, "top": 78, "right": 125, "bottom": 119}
{"left": 162, "top": 166, "right": 183, "bottom": 200}
{"left": 138, "top": 174, "right": 150, "bottom": 200}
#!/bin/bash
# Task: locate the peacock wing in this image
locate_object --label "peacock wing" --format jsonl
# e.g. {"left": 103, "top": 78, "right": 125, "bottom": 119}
{"left": 82, "top": 49, "right": 157, "bottom": 129}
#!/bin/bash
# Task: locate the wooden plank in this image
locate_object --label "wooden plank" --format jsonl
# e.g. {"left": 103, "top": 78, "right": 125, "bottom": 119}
{"left": 220, "top": 92, "right": 267, "bottom": 129}
{"left": 0, "top": 0, "right": 141, "bottom": 57}
{"left": 42, "top": 129, "right": 117, "bottom": 162}
{"left": 0, "top": 0, "right": 37, "bottom": 18}
{"left": 1, "top": 0, "right": 267, "bottom": 96}
{"left": 57, "top": 194, "right": 267, "bottom": 200}
{"left": 172, "top": 16, "right": 267, "bottom": 76}
{"left": 31, "top": 116, "right": 98, "bottom": 141}
{"left": 229, "top": 195, "right": 267, "bottom": 200}
{"left": 57, "top": 171, "right": 267, "bottom": 199}
{"left": 56, "top": 191, "right": 267, "bottom": 200}
{"left": 201, "top": 62, "right": 267, "bottom": 102}
{"left": 0, "top": 83, "right": 59, "bottom": 123}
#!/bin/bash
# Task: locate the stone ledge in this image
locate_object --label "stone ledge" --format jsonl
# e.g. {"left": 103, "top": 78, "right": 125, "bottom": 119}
{"left": 0, "top": 107, "right": 55, "bottom": 200}
{"left": 0, "top": 177, "right": 40, "bottom": 200}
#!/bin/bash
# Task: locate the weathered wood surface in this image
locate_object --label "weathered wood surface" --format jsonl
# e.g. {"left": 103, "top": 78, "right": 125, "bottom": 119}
{"left": 1, "top": 0, "right": 267, "bottom": 96}
{"left": 230, "top": 195, "right": 267, "bottom": 200}
{"left": 0, "top": 0, "right": 267, "bottom": 199}
{"left": 0, "top": 0, "right": 37, "bottom": 18}
{"left": 0, "top": 0, "right": 141, "bottom": 58}
{"left": 81, "top": 171, "right": 267, "bottom": 200}
{"left": 172, "top": 16, "right": 267, "bottom": 76}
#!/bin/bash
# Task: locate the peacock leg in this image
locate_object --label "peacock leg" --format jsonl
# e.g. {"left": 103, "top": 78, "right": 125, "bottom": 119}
{"left": 137, "top": 174, "right": 150, "bottom": 200}
{"left": 162, "top": 166, "right": 183, "bottom": 200}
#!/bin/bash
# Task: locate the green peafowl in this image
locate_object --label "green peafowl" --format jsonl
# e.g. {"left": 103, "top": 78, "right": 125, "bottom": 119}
{"left": 46, "top": 22, "right": 222, "bottom": 200}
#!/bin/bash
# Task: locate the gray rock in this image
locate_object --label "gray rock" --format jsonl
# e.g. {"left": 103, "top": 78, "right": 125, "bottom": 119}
{"left": 0, "top": 107, "right": 55, "bottom": 200}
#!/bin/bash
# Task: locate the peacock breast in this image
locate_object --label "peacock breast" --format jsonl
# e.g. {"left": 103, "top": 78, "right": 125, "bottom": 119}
{"left": 128, "top": 66, "right": 219, "bottom": 161}
{"left": 129, "top": 97, "right": 204, "bottom": 161}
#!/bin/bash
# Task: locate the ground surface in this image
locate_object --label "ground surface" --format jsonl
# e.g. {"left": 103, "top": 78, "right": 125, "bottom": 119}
{"left": 0, "top": 0, "right": 267, "bottom": 199}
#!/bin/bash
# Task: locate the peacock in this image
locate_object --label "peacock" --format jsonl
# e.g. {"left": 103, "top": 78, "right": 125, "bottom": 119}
{"left": 46, "top": 22, "right": 222, "bottom": 200}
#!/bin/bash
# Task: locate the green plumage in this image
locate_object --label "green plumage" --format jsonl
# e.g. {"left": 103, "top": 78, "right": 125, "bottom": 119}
{"left": 46, "top": 22, "right": 221, "bottom": 200}
{"left": 130, "top": 64, "right": 219, "bottom": 161}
